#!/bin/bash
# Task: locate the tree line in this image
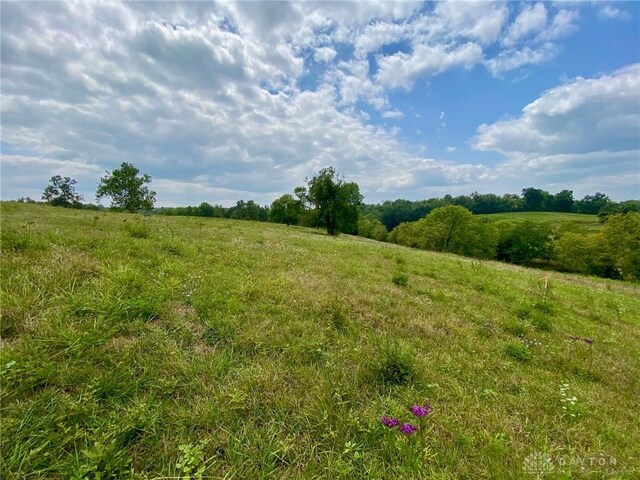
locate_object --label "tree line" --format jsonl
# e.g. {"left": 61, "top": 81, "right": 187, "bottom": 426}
{"left": 361, "top": 190, "right": 640, "bottom": 232}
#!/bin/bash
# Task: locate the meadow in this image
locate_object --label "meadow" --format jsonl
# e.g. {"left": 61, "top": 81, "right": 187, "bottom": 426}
{"left": 479, "top": 212, "right": 601, "bottom": 229}
{"left": 1, "top": 203, "right": 639, "bottom": 479}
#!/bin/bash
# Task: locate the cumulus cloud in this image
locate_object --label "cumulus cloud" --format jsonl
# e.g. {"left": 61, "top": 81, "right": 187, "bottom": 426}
{"left": 473, "top": 65, "right": 640, "bottom": 196}
{"left": 0, "top": 1, "right": 619, "bottom": 204}
{"left": 502, "top": 3, "right": 548, "bottom": 47}
{"left": 314, "top": 47, "right": 337, "bottom": 63}
{"left": 597, "top": 5, "right": 631, "bottom": 21}
{"left": 377, "top": 42, "right": 483, "bottom": 89}
{"left": 485, "top": 43, "right": 557, "bottom": 77}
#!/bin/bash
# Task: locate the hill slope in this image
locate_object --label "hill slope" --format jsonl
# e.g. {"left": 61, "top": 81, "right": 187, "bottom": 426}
{"left": 1, "top": 203, "right": 639, "bottom": 479}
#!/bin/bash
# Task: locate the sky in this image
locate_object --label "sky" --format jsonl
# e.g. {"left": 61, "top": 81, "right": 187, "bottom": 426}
{"left": 1, "top": 1, "right": 639, "bottom": 207}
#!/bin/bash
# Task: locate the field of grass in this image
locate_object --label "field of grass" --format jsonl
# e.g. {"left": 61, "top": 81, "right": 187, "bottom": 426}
{"left": 1, "top": 202, "right": 639, "bottom": 479}
{"left": 479, "top": 212, "right": 601, "bottom": 229}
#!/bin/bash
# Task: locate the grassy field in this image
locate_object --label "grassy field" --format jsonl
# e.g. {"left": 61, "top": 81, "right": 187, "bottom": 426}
{"left": 1, "top": 203, "right": 639, "bottom": 479}
{"left": 479, "top": 212, "right": 601, "bottom": 229}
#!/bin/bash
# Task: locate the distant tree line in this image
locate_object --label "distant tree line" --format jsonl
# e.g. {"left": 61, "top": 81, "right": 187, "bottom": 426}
{"left": 361, "top": 189, "right": 640, "bottom": 232}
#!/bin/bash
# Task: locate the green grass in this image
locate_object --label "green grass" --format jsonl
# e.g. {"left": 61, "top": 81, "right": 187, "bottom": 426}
{"left": 479, "top": 212, "right": 601, "bottom": 229}
{"left": 1, "top": 202, "right": 639, "bottom": 479}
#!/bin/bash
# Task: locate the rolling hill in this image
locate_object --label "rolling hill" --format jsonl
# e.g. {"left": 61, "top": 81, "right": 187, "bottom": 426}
{"left": 1, "top": 203, "right": 638, "bottom": 479}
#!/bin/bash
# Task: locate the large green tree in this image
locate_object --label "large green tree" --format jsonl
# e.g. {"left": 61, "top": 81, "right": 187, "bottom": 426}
{"left": 42, "top": 175, "right": 83, "bottom": 207}
{"left": 270, "top": 194, "right": 302, "bottom": 226}
{"left": 296, "top": 167, "right": 362, "bottom": 235}
{"left": 96, "top": 162, "right": 156, "bottom": 212}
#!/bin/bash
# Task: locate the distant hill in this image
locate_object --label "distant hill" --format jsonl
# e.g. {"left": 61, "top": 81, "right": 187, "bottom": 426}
{"left": 1, "top": 203, "right": 638, "bottom": 478}
{"left": 479, "top": 211, "right": 601, "bottom": 228}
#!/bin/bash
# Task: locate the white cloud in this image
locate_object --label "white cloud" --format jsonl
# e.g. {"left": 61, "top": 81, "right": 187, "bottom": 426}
{"left": 433, "top": 0, "right": 509, "bottom": 45}
{"left": 474, "top": 64, "right": 640, "bottom": 155}
{"left": 472, "top": 65, "right": 640, "bottom": 197}
{"left": 377, "top": 42, "right": 483, "bottom": 89}
{"left": 2, "top": 1, "right": 623, "bottom": 204}
{"left": 536, "top": 9, "right": 579, "bottom": 42}
{"left": 597, "top": 5, "right": 631, "bottom": 21}
{"left": 484, "top": 43, "right": 557, "bottom": 77}
{"left": 382, "top": 109, "right": 404, "bottom": 119}
{"left": 314, "top": 47, "right": 337, "bottom": 63}
{"left": 502, "top": 3, "right": 548, "bottom": 47}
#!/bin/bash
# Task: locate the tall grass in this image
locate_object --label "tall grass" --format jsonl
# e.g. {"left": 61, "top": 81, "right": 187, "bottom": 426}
{"left": 1, "top": 202, "right": 639, "bottom": 478}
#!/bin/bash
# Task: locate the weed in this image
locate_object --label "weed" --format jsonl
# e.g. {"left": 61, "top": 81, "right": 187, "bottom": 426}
{"left": 373, "top": 343, "right": 416, "bottom": 386}
{"left": 559, "top": 383, "right": 581, "bottom": 418}
{"left": 176, "top": 441, "right": 208, "bottom": 479}
{"left": 125, "top": 222, "right": 151, "bottom": 239}
{"left": 505, "top": 343, "right": 532, "bottom": 362}
{"left": 504, "top": 321, "right": 526, "bottom": 337}
{"left": 530, "top": 314, "right": 552, "bottom": 332}
{"left": 392, "top": 273, "right": 408, "bottom": 286}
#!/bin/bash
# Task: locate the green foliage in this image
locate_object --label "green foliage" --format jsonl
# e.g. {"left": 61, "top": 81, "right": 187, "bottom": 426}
{"left": 390, "top": 206, "right": 497, "bottom": 259}
{"left": 555, "top": 212, "right": 640, "bottom": 280}
{"left": 392, "top": 273, "right": 408, "bottom": 286}
{"left": 226, "top": 199, "right": 267, "bottom": 221}
{"left": 373, "top": 343, "right": 416, "bottom": 386}
{"left": 42, "top": 175, "right": 83, "bottom": 207}
{"left": 505, "top": 343, "right": 532, "bottom": 363}
{"left": 496, "top": 221, "right": 553, "bottom": 265}
{"left": 576, "top": 192, "right": 610, "bottom": 214}
{"left": 357, "top": 216, "right": 388, "bottom": 241}
{"left": 96, "top": 162, "right": 156, "bottom": 212}
{"left": 176, "top": 442, "right": 208, "bottom": 479}
{"left": 296, "top": 167, "right": 362, "bottom": 235}
{"left": 125, "top": 221, "right": 152, "bottom": 239}
{"left": 270, "top": 194, "right": 302, "bottom": 226}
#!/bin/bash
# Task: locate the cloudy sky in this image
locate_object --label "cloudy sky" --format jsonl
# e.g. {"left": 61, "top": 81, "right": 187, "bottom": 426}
{"left": 1, "top": 1, "right": 639, "bottom": 206}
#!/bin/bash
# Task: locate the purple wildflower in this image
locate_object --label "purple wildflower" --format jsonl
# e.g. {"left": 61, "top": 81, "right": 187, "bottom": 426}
{"left": 410, "top": 404, "right": 432, "bottom": 417}
{"left": 399, "top": 423, "right": 419, "bottom": 435}
{"left": 380, "top": 416, "right": 399, "bottom": 428}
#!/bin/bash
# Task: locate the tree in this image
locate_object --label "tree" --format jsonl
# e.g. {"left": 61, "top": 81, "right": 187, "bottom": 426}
{"left": 296, "top": 167, "right": 362, "bottom": 235}
{"left": 358, "top": 216, "right": 388, "bottom": 241}
{"left": 551, "top": 190, "right": 574, "bottom": 212}
{"left": 495, "top": 221, "right": 553, "bottom": 265}
{"left": 576, "top": 192, "right": 610, "bottom": 215}
{"left": 96, "top": 163, "right": 156, "bottom": 212}
{"left": 521, "top": 187, "right": 550, "bottom": 211}
{"left": 417, "top": 205, "right": 497, "bottom": 258}
{"left": 42, "top": 175, "right": 83, "bottom": 207}
{"left": 270, "top": 194, "right": 302, "bottom": 226}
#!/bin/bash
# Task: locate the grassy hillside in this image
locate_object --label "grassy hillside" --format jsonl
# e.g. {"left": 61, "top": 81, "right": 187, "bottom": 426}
{"left": 479, "top": 212, "right": 601, "bottom": 229}
{"left": 1, "top": 203, "right": 639, "bottom": 479}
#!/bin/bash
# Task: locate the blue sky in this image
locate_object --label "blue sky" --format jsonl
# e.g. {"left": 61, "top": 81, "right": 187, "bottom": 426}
{"left": 1, "top": 1, "right": 639, "bottom": 206}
